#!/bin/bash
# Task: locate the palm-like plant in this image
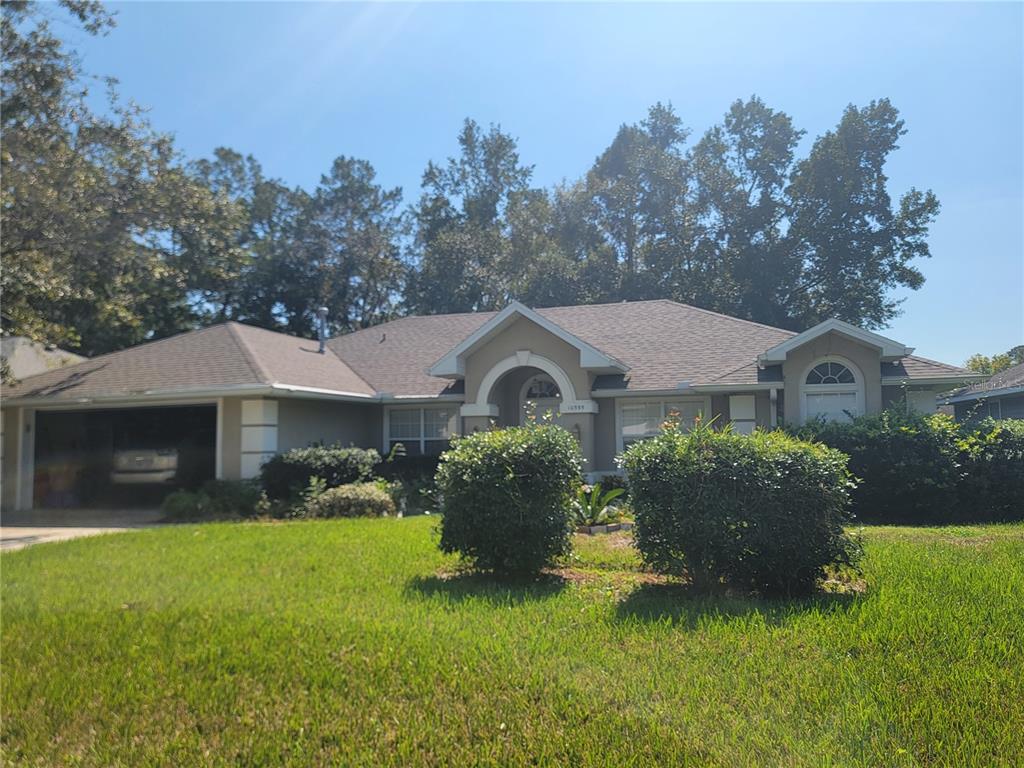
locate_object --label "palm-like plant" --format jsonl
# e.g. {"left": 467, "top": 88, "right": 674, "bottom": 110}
{"left": 572, "top": 483, "right": 626, "bottom": 526}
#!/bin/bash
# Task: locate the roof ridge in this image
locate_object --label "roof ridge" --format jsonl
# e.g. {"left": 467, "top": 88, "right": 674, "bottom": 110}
{"left": 230, "top": 321, "right": 379, "bottom": 394}
{"left": 224, "top": 322, "right": 273, "bottom": 384}
{"left": 654, "top": 299, "right": 797, "bottom": 336}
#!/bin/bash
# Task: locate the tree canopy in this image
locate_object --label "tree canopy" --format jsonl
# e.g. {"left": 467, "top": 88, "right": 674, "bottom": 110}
{"left": 2, "top": 1, "right": 944, "bottom": 358}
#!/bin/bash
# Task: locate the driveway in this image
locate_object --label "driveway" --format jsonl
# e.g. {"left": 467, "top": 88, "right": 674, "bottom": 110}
{"left": 1, "top": 509, "right": 164, "bottom": 551}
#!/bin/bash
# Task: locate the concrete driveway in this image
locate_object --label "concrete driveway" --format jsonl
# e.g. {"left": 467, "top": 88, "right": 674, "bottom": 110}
{"left": 1, "top": 509, "right": 164, "bottom": 551}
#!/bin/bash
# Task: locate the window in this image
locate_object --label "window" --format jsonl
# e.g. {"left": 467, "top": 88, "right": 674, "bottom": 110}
{"left": 619, "top": 399, "right": 708, "bottom": 450}
{"left": 523, "top": 376, "right": 560, "bottom": 400}
{"left": 800, "top": 357, "right": 864, "bottom": 424}
{"left": 387, "top": 407, "right": 455, "bottom": 456}
{"left": 805, "top": 361, "right": 856, "bottom": 385}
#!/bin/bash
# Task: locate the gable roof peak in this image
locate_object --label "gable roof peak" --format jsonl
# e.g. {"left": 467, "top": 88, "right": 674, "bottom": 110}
{"left": 428, "top": 300, "right": 629, "bottom": 379}
{"left": 758, "top": 317, "right": 914, "bottom": 365}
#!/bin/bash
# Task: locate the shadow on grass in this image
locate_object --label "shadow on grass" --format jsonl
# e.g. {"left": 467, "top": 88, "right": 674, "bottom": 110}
{"left": 406, "top": 571, "right": 568, "bottom": 606}
{"left": 615, "top": 582, "right": 859, "bottom": 629}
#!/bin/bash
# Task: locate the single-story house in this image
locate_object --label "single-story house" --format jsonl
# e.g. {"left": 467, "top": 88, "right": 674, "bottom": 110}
{"left": 0, "top": 299, "right": 984, "bottom": 511}
{"left": 942, "top": 361, "right": 1024, "bottom": 421}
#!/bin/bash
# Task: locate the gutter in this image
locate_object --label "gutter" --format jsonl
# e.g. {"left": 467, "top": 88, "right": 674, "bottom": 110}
{"left": 944, "top": 384, "right": 1024, "bottom": 404}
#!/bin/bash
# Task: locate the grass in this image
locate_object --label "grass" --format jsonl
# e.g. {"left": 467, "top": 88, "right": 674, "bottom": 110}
{"left": 2, "top": 519, "right": 1022, "bottom": 767}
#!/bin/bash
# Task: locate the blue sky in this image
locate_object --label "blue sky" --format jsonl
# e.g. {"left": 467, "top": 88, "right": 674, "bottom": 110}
{"left": 64, "top": 1, "right": 1022, "bottom": 366}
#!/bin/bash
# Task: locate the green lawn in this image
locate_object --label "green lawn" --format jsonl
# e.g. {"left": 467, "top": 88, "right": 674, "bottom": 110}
{"left": 2, "top": 519, "right": 1022, "bottom": 766}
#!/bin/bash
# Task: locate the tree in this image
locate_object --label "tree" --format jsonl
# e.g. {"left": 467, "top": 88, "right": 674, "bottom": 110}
{"left": 1, "top": 0, "right": 245, "bottom": 355}
{"left": 965, "top": 346, "right": 1024, "bottom": 375}
{"left": 583, "top": 103, "right": 690, "bottom": 298}
{"left": 782, "top": 99, "right": 940, "bottom": 330}
{"left": 687, "top": 97, "right": 804, "bottom": 326}
{"left": 405, "top": 119, "right": 534, "bottom": 313}
{"left": 293, "top": 157, "right": 406, "bottom": 335}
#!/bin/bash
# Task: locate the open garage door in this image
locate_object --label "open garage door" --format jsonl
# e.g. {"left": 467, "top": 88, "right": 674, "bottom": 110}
{"left": 33, "top": 405, "right": 216, "bottom": 509}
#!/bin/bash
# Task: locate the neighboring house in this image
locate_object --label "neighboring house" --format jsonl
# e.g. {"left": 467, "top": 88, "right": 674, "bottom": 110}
{"left": 1, "top": 336, "right": 86, "bottom": 381}
{"left": 0, "top": 299, "right": 983, "bottom": 512}
{"left": 943, "top": 362, "right": 1024, "bottom": 421}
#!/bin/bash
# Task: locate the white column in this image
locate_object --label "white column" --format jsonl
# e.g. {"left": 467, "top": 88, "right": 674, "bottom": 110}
{"left": 240, "top": 399, "right": 278, "bottom": 479}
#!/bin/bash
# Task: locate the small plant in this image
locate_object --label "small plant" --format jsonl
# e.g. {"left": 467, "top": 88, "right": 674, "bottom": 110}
{"left": 572, "top": 483, "right": 626, "bottom": 527}
{"left": 436, "top": 423, "right": 582, "bottom": 575}
{"left": 304, "top": 482, "right": 397, "bottom": 518}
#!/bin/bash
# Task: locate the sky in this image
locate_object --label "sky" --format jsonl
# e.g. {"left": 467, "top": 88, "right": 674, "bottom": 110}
{"left": 61, "top": 1, "right": 1023, "bottom": 366}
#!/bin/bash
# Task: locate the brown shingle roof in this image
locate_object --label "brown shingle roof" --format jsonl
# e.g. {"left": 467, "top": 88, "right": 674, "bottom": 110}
{"left": 1, "top": 322, "right": 374, "bottom": 402}
{"left": 1, "top": 301, "right": 975, "bottom": 404}
{"left": 881, "top": 355, "right": 975, "bottom": 380}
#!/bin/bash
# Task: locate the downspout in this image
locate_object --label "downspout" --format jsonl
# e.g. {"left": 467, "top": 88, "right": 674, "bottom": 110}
{"left": 770, "top": 387, "right": 778, "bottom": 428}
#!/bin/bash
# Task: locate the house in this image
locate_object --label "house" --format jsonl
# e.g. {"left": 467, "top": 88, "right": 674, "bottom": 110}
{"left": 1, "top": 336, "right": 86, "bottom": 381}
{"left": 942, "top": 362, "right": 1024, "bottom": 421}
{"left": 0, "top": 299, "right": 983, "bottom": 512}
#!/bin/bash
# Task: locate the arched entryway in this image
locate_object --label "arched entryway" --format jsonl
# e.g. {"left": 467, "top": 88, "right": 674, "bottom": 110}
{"left": 461, "top": 351, "right": 597, "bottom": 421}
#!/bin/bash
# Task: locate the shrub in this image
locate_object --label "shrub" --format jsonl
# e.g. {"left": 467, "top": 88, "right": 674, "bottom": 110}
{"left": 622, "top": 421, "right": 860, "bottom": 596}
{"left": 260, "top": 445, "right": 380, "bottom": 500}
{"left": 797, "top": 411, "right": 963, "bottom": 524}
{"left": 161, "top": 480, "right": 262, "bottom": 521}
{"left": 957, "top": 418, "right": 1024, "bottom": 521}
{"left": 201, "top": 479, "right": 262, "bottom": 517}
{"left": 161, "top": 490, "right": 208, "bottom": 521}
{"left": 436, "top": 423, "right": 582, "bottom": 575}
{"left": 304, "top": 482, "right": 397, "bottom": 518}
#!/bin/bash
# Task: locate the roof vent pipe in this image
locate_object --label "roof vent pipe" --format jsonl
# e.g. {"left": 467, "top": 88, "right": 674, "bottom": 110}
{"left": 317, "top": 307, "right": 328, "bottom": 354}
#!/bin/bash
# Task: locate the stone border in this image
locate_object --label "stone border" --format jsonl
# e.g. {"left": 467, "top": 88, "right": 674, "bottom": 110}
{"left": 576, "top": 521, "right": 634, "bottom": 536}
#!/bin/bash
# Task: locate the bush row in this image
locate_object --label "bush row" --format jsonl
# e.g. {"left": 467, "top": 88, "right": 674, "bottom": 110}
{"left": 434, "top": 420, "right": 861, "bottom": 597}
{"left": 797, "top": 412, "right": 1024, "bottom": 524}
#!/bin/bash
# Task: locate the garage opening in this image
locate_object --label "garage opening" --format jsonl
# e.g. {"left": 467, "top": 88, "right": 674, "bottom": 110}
{"left": 33, "top": 405, "right": 216, "bottom": 509}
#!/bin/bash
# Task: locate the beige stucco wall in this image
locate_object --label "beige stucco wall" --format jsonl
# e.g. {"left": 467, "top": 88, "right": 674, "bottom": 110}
{"left": 593, "top": 400, "right": 617, "bottom": 473}
{"left": 277, "top": 399, "right": 382, "bottom": 453}
{"left": 781, "top": 331, "right": 882, "bottom": 425}
{"left": 463, "top": 316, "right": 593, "bottom": 408}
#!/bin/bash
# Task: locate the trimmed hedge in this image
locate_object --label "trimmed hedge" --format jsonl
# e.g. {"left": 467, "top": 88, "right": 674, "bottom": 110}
{"left": 260, "top": 445, "right": 379, "bottom": 500}
{"left": 799, "top": 412, "right": 1024, "bottom": 523}
{"left": 436, "top": 423, "right": 582, "bottom": 575}
{"left": 304, "top": 482, "right": 396, "bottom": 518}
{"left": 957, "top": 418, "right": 1024, "bottom": 521}
{"left": 622, "top": 422, "right": 860, "bottom": 596}
{"left": 797, "top": 411, "right": 962, "bottom": 524}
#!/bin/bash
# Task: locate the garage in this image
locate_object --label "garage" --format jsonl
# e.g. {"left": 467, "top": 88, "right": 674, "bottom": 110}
{"left": 32, "top": 405, "right": 216, "bottom": 509}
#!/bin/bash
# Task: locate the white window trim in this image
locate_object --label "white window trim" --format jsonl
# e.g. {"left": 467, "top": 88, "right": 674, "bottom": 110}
{"left": 614, "top": 396, "right": 712, "bottom": 454}
{"left": 799, "top": 356, "right": 865, "bottom": 424}
{"left": 383, "top": 405, "right": 458, "bottom": 456}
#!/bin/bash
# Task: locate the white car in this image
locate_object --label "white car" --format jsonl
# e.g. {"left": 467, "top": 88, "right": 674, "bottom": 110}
{"left": 110, "top": 447, "right": 178, "bottom": 485}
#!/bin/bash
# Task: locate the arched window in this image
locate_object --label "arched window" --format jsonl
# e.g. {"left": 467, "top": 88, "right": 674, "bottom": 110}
{"left": 524, "top": 375, "right": 560, "bottom": 400}
{"left": 800, "top": 357, "right": 864, "bottom": 424}
{"left": 805, "top": 361, "right": 856, "bottom": 385}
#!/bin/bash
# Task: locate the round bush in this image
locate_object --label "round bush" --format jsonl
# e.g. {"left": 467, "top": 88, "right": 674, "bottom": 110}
{"left": 435, "top": 423, "right": 582, "bottom": 575}
{"left": 304, "top": 482, "right": 396, "bottom": 518}
{"left": 622, "top": 423, "right": 860, "bottom": 596}
{"left": 260, "top": 445, "right": 380, "bottom": 500}
{"left": 798, "top": 411, "right": 962, "bottom": 524}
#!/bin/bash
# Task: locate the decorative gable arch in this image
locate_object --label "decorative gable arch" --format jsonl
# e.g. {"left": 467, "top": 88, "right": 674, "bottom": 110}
{"left": 460, "top": 351, "right": 599, "bottom": 417}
